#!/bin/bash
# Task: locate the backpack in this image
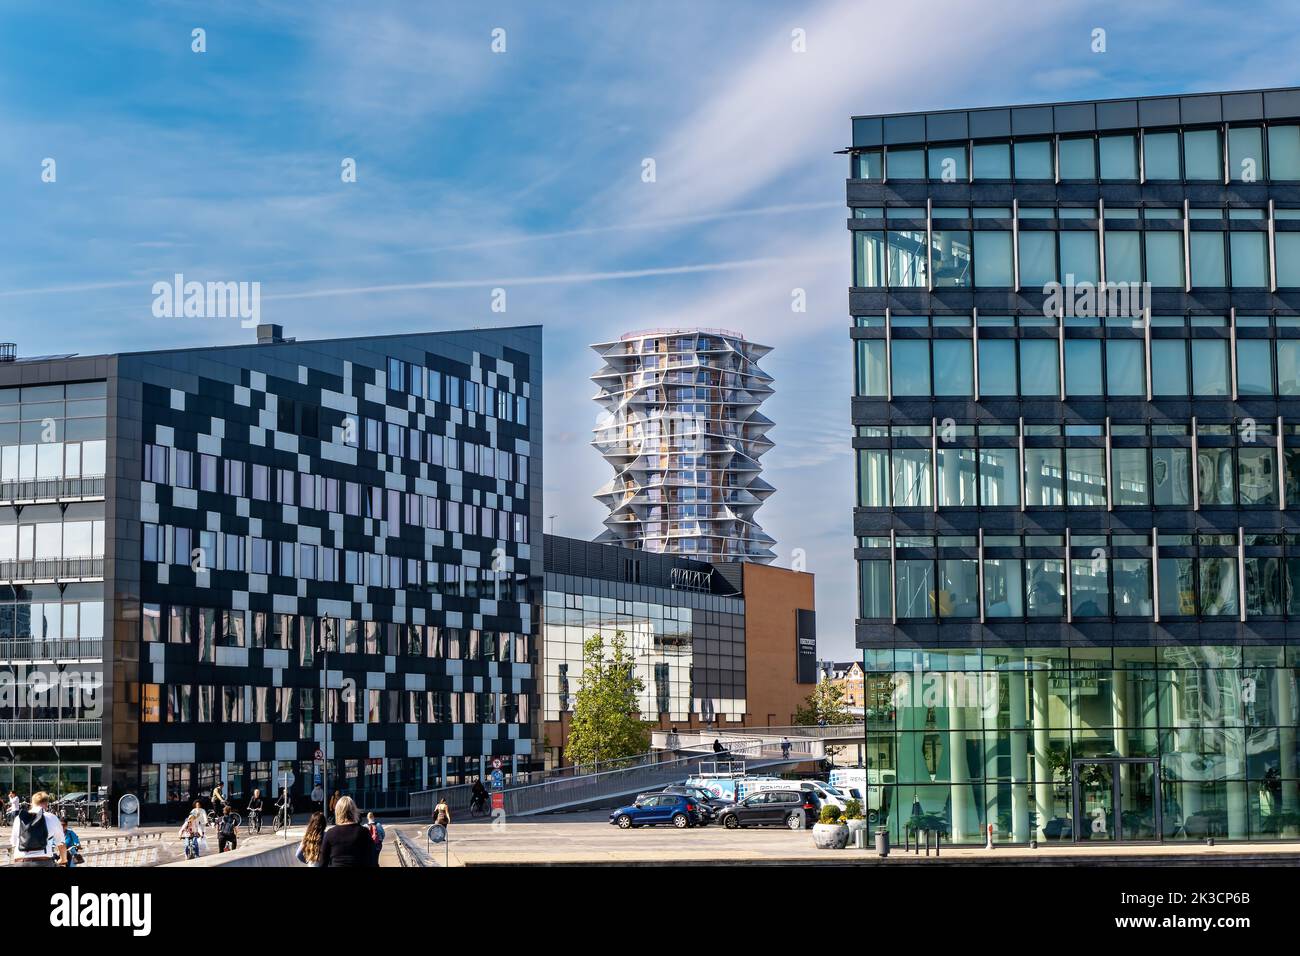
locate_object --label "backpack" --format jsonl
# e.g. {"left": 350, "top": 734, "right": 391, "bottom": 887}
{"left": 219, "top": 815, "right": 236, "bottom": 836}
{"left": 369, "top": 823, "right": 381, "bottom": 844}
{"left": 17, "top": 810, "right": 49, "bottom": 853}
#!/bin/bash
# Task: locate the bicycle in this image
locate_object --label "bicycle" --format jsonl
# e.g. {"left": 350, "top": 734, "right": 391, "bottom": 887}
{"left": 246, "top": 806, "right": 263, "bottom": 835}
{"left": 273, "top": 804, "right": 293, "bottom": 833}
{"left": 469, "top": 795, "right": 490, "bottom": 818}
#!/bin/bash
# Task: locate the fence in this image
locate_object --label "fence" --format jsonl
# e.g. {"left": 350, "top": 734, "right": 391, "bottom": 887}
{"left": 0, "top": 719, "right": 102, "bottom": 743}
{"left": 0, "top": 638, "right": 103, "bottom": 662}
{"left": 0, "top": 557, "right": 105, "bottom": 583}
{"left": 0, "top": 475, "right": 105, "bottom": 504}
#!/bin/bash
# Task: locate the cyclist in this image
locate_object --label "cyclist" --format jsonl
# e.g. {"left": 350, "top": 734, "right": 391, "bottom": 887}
{"left": 247, "top": 789, "right": 264, "bottom": 834}
{"left": 211, "top": 782, "right": 227, "bottom": 819}
{"left": 275, "top": 787, "right": 293, "bottom": 830}
{"left": 216, "top": 806, "right": 239, "bottom": 853}
{"left": 470, "top": 778, "right": 488, "bottom": 815}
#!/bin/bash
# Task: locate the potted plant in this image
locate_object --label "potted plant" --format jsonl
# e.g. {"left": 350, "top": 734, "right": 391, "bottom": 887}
{"left": 812, "top": 803, "right": 850, "bottom": 849}
{"left": 843, "top": 799, "right": 867, "bottom": 842}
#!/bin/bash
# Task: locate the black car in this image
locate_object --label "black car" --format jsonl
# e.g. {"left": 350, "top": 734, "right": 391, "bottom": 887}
{"left": 716, "top": 789, "right": 819, "bottom": 830}
{"left": 658, "top": 785, "right": 726, "bottom": 822}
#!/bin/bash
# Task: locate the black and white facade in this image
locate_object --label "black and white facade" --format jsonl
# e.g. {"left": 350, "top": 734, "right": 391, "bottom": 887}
{"left": 1, "top": 326, "right": 542, "bottom": 818}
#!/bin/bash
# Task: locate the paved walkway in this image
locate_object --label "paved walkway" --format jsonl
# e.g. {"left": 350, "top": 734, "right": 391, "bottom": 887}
{"left": 384, "top": 812, "right": 1300, "bottom": 867}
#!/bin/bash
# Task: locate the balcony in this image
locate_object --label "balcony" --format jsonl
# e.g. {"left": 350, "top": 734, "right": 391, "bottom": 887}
{"left": 0, "top": 638, "right": 103, "bottom": 662}
{"left": 0, "top": 475, "right": 106, "bottom": 504}
{"left": 0, "top": 719, "right": 102, "bottom": 745}
{"left": 0, "top": 557, "right": 105, "bottom": 584}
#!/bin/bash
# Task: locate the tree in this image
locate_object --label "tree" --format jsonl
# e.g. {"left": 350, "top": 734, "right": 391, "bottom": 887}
{"left": 794, "top": 677, "right": 856, "bottom": 765}
{"left": 794, "top": 676, "right": 856, "bottom": 727}
{"left": 565, "top": 631, "right": 651, "bottom": 767}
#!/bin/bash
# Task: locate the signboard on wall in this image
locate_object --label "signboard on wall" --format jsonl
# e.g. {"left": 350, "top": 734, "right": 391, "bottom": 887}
{"left": 796, "top": 609, "right": 818, "bottom": 683}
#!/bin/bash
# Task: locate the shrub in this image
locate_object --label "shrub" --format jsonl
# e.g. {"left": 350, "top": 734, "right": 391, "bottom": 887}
{"left": 843, "top": 799, "right": 863, "bottom": 820}
{"left": 818, "top": 804, "right": 843, "bottom": 825}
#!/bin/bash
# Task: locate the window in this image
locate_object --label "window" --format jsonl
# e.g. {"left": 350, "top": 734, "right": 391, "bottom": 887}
{"left": 1197, "top": 448, "right": 1234, "bottom": 505}
{"left": 1058, "top": 231, "right": 1099, "bottom": 283}
{"left": 1111, "top": 448, "right": 1149, "bottom": 505}
{"left": 1018, "top": 232, "right": 1057, "bottom": 286}
{"left": 1145, "top": 233, "right": 1185, "bottom": 287}
{"left": 1268, "top": 124, "right": 1300, "bottom": 179}
{"left": 973, "top": 231, "right": 1013, "bottom": 286}
{"left": 1229, "top": 232, "right": 1268, "bottom": 287}
{"left": 1191, "top": 340, "right": 1229, "bottom": 396}
{"left": 1064, "top": 340, "right": 1102, "bottom": 396}
{"left": 1105, "top": 340, "right": 1145, "bottom": 395}
{"left": 892, "top": 450, "right": 932, "bottom": 508}
{"left": 1014, "top": 140, "right": 1053, "bottom": 179}
{"left": 1183, "top": 129, "right": 1223, "bottom": 180}
{"left": 978, "top": 339, "right": 1016, "bottom": 395}
{"left": 931, "top": 230, "right": 971, "bottom": 286}
{"left": 1151, "top": 340, "right": 1188, "bottom": 395}
{"left": 1026, "top": 559, "right": 1064, "bottom": 616}
{"left": 199, "top": 454, "right": 218, "bottom": 492}
{"left": 1058, "top": 137, "right": 1096, "bottom": 180}
{"left": 1278, "top": 233, "right": 1300, "bottom": 287}
{"left": 1019, "top": 340, "right": 1059, "bottom": 396}
{"left": 932, "top": 340, "right": 973, "bottom": 395}
{"left": 1237, "top": 339, "right": 1273, "bottom": 395}
{"left": 972, "top": 142, "right": 1010, "bottom": 179}
{"left": 1152, "top": 449, "right": 1192, "bottom": 505}
{"left": 1099, "top": 134, "right": 1138, "bottom": 180}
{"left": 1065, "top": 448, "right": 1106, "bottom": 506}
{"left": 1199, "top": 557, "right": 1238, "bottom": 615}
{"left": 1070, "top": 557, "right": 1110, "bottom": 616}
{"left": 1189, "top": 232, "right": 1226, "bottom": 287}
{"left": 855, "top": 150, "right": 882, "bottom": 180}
{"left": 886, "top": 148, "right": 924, "bottom": 179}
{"left": 890, "top": 341, "right": 930, "bottom": 396}
{"left": 173, "top": 449, "right": 193, "bottom": 489}
{"left": 1104, "top": 232, "right": 1142, "bottom": 284}
{"left": 1228, "top": 127, "right": 1264, "bottom": 182}
{"left": 936, "top": 448, "right": 976, "bottom": 506}
{"left": 1238, "top": 448, "right": 1277, "bottom": 506}
{"left": 859, "top": 561, "right": 891, "bottom": 618}
{"left": 857, "top": 450, "right": 888, "bottom": 507}
{"left": 887, "top": 230, "right": 928, "bottom": 287}
{"left": 983, "top": 559, "right": 1023, "bottom": 616}
{"left": 855, "top": 340, "right": 887, "bottom": 396}
{"left": 895, "top": 560, "right": 934, "bottom": 618}
{"left": 927, "top": 144, "right": 967, "bottom": 181}
{"left": 1024, "top": 448, "right": 1063, "bottom": 506}
{"left": 1143, "top": 132, "right": 1181, "bottom": 180}
{"left": 978, "top": 448, "right": 1019, "bottom": 505}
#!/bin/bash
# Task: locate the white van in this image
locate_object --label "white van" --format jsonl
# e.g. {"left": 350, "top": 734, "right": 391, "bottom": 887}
{"left": 829, "top": 768, "right": 895, "bottom": 818}
{"left": 736, "top": 777, "right": 850, "bottom": 811}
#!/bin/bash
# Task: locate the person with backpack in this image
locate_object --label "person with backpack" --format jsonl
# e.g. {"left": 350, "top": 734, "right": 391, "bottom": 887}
{"left": 10, "top": 791, "right": 67, "bottom": 867}
{"left": 217, "top": 805, "right": 239, "bottom": 852}
{"left": 366, "top": 811, "right": 385, "bottom": 865}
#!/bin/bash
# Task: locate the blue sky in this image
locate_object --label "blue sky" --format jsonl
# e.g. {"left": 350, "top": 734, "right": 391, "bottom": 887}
{"left": 1, "top": 0, "right": 1298, "bottom": 657}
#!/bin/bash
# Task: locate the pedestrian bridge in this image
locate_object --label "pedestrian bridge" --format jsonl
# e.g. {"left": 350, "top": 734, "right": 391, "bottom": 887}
{"left": 409, "top": 736, "right": 823, "bottom": 820}
{"left": 651, "top": 724, "right": 865, "bottom": 751}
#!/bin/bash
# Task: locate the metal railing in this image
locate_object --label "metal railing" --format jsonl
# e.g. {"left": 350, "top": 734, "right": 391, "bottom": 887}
{"left": 409, "top": 738, "right": 817, "bottom": 819}
{"left": 0, "top": 638, "right": 103, "bottom": 662}
{"left": 714, "top": 723, "right": 866, "bottom": 740}
{"left": 0, "top": 719, "right": 102, "bottom": 744}
{"left": 0, "top": 557, "right": 105, "bottom": 583}
{"left": 393, "top": 831, "right": 425, "bottom": 868}
{"left": 0, "top": 475, "right": 106, "bottom": 504}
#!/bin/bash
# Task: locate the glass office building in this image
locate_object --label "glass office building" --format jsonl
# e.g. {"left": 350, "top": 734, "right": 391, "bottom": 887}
{"left": 0, "top": 326, "right": 542, "bottom": 819}
{"left": 848, "top": 88, "right": 1300, "bottom": 843}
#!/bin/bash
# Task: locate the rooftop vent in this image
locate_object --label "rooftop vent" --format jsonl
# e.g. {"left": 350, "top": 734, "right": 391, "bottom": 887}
{"left": 0, "top": 343, "right": 15, "bottom": 363}
{"left": 256, "top": 324, "right": 284, "bottom": 344}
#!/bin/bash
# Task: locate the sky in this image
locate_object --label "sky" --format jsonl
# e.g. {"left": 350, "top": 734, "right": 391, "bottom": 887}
{"left": 1, "top": 0, "right": 1299, "bottom": 658}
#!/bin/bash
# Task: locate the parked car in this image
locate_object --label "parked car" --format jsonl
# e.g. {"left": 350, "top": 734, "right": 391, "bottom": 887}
{"left": 658, "top": 785, "right": 726, "bottom": 821}
{"left": 715, "top": 788, "right": 819, "bottom": 830}
{"left": 609, "top": 793, "right": 706, "bottom": 829}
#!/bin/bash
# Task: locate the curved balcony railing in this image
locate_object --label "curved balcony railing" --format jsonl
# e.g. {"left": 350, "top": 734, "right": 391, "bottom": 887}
{"left": 0, "top": 475, "right": 106, "bottom": 504}
{"left": 0, "top": 719, "right": 102, "bottom": 744}
{"left": 0, "top": 557, "right": 105, "bottom": 583}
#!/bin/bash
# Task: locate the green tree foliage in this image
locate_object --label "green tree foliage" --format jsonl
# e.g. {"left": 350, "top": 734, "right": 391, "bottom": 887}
{"left": 565, "top": 631, "right": 652, "bottom": 766}
{"left": 794, "top": 676, "right": 856, "bottom": 727}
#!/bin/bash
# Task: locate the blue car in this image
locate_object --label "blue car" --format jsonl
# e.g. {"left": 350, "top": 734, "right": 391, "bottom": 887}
{"left": 608, "top": 793, "right": 704, "bottom": 830}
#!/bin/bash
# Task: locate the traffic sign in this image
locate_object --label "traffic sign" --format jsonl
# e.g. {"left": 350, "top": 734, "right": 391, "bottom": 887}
{"left": 491, "top": 792, "right": 504, "bottom": 811}
{"left": 490, "top": 769, "right": 504, "bottom": 789}
{"left": 491, "top": 757, "right": 502, "bottom": 770}
{"left": 314, "top": 749, "right": 324, "bottom": 761}
{"left": 428, "top": 824, "right": 447, "bottom": 844}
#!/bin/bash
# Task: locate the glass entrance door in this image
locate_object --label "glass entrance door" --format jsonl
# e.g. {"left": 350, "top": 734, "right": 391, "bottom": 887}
{"left": 1072, "top": 759, "right": 1161, "bottom": 842}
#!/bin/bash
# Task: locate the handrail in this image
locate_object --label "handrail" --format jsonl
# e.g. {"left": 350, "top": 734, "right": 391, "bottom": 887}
{"left": 0, "top": 638, "right": 103, "bottom": 661}
{"left": 0, "top": 719, "right": 102, "bottom": 743}
{"left": 0, "top": 475, "right": 106, "bottom": 503}
{"left": 392, "top": 831, "right": 425, "bottom": 868}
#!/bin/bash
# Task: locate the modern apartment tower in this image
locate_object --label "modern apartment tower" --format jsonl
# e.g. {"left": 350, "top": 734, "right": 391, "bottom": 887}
{"left": 848, "top": 88, "right": 1300, "bottom": 844}
{"left": 591, "top": 329, "right": 776, "bottom": 563}
{"left": 0, "top": 326, "right": 541, "bottom": 818}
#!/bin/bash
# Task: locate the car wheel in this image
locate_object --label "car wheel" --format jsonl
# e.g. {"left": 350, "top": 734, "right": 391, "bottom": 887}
{"left": 786, "top": 813, "right": 803, "bottom": 830}
{"left": 671, "top": 813, "right": 689, "bottom": 829}
{"left": 616, "top": 814, "right": 633, "bottom": 829}
{"left": 722, "top": 814, "right": 740, "bottom": 829}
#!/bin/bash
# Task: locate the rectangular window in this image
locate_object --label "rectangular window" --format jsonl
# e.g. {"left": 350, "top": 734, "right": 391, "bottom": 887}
{"left": 858, "top": 561, "right": 891, "bottom": 618}
{"left": 978, "top": 339, "right": 1016, "bottom": 395}
{"left": 1189, "top": 232, "right": 1226, "bottom": 287}
{"left": 891, "top": 449, "right": 932, "bottom": 508}
{"left": 855, "top": 340, "right": 887, "bottom": 396}
{"left": 936, "top": 447, "right": 976, "bottom": 506}
{"left": 1199, "top": 557, "right": 1238, "bottom": 615}
{"left": 1145, "top": 232, "right": 1185, "bottom": 287}
{"left": 1024, "top": 448, "right": 1063, "bottom": 506}
{"left": 857, "top": 450, "right": 889, "bottom": 507}
{"left": 1064, "top": 339, "right": 1103, "bottom": 396}
{"left": 1059, "top": 231, "right": 1099, "bottom": 283}
{"left": 1238, "top": 448, "right": 1277, "bottom": 506}
{"left": 1268, "top": 124, "right": 1300, "bottom": 179}
{"left": 1014, "top": 140, "right": 1053, "bottom": 179}
{"left": 1065, "top": 447, "right": 1106, "bottom": 506}
{"left": 1191, "top": 340, "right": 1229, "bottom": 396}
{"left": 973, "top": 231, "right": 1013, "bottom": 286}
{"left": 932, "top": 340, "right": 973, "bottom": 396}
{"left": 1105, "top": 339, "right": 1145, "bottom": 395}
{"left": 1070, "top": 557, "right": 1110, "bottom": 616}
{"left": 1228, "top": 126, "right": 1263, "bottom": 182}
{"left": 1237, "top": 339, "right": 1273, "bottom": 395}
{"left": 886, "top": 148, "right": 924, "bottom": 179}
{"left": 1229, "top": 231, "right": 1268, "bottom": 287}
{"left": 1103, "top": 231, "right": 1142, "bottom": 284}
{"left": 1099, "top": 134, "right": 1138, "bottom": 180}
{"left": 1151, "top": 340, "right": 1188, "bottom": 395}
{"left": 978, "top": 448, "right": 1019, "bottom": 506}
{"left": 1158, "top": 558, "right": 1197, "bottom": 616}
{"left": 931, "top": 230, "right": 971, "bottom": 286}
{"left": 1143, "top": 131, "right": 1181, "bottom": 179}
{"left": 1110, "top": 447, "right": 1149, "bottom": 505}
{"left": 983, "top": 558, "right": 1023, "bottom": 616}
{"left": 887, "top": 230, "right": 928, "bottom": 287}
{"left": 1183, "top": 128, "right": 1223, "bottom": 180}
{"left": 1019, "top": 339, "right": 1059, "bottom": 396}
{"left": 1278, "top": 340, "right": 1300, "bottom": 394}
{"left": 927, "top": 144, "right": 967, "bottom": 181}
{"left": 1026, "top": 559, "right": 1064, "bottom": 616}
{"left": 895, "top": 560, "right": 934, "bottom": 618}
{"left": 889, "top": 340, "right": 930, "bottom": 396}
{"left": 972, "top": 142, "right": 1011, "bottom": 179}
{"left": 1058, "top": 137, "right": 1096, "bottom": 180}
{"left": 1197, "top": 447, "right": 1235, "bottom": 504}
{"left": 1112, "top": 558, "right": 1152, "bottom": 616}
{"left": 1152, "top": 448, "right": 1192, "bottom": 506}
{"left": 1018, "top": 232, "right": 1057, "bottom": 286}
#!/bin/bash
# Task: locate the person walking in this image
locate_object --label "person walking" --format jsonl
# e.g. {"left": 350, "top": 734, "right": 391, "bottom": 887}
{"left": 781, "top": 737, "right": 791, "bottom": 759}
{"left": 319, "top": 796, "right": 375, "bottom": 867}
{"left": 178, "top": 808, "right": 207, "bottom": 859}
{"left": 310, "top": 782, "right": 324, "bottom": 815}
{"left": 366, "top": 811, "right": 386, "bottom": 865}
{"left": 217, "top": 805, "right": 239, "bottom": 853}
{"left": 6, "top": 790, "right": 19, "bottom": 824}
{"left": 327, "top": 790, "right": 340, "bottom": 817}
{"left": 433, "top": 794, "right": 451, "bottom": 832}
{"left": 712, "top": 738, "right": 725, "bottom": 755}
{"left": 247, "top": 789, "right": 264, "bottom": 834}
{"left": 10, "top": 792, "right": 66, "bottom": 867}
{"left": 295, "top": 812, "right": 326, "bottom": 867}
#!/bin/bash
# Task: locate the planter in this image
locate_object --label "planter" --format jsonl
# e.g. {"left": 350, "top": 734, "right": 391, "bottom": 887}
{"left": 812, "top": 822, "right": 850, "bottom": 849}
